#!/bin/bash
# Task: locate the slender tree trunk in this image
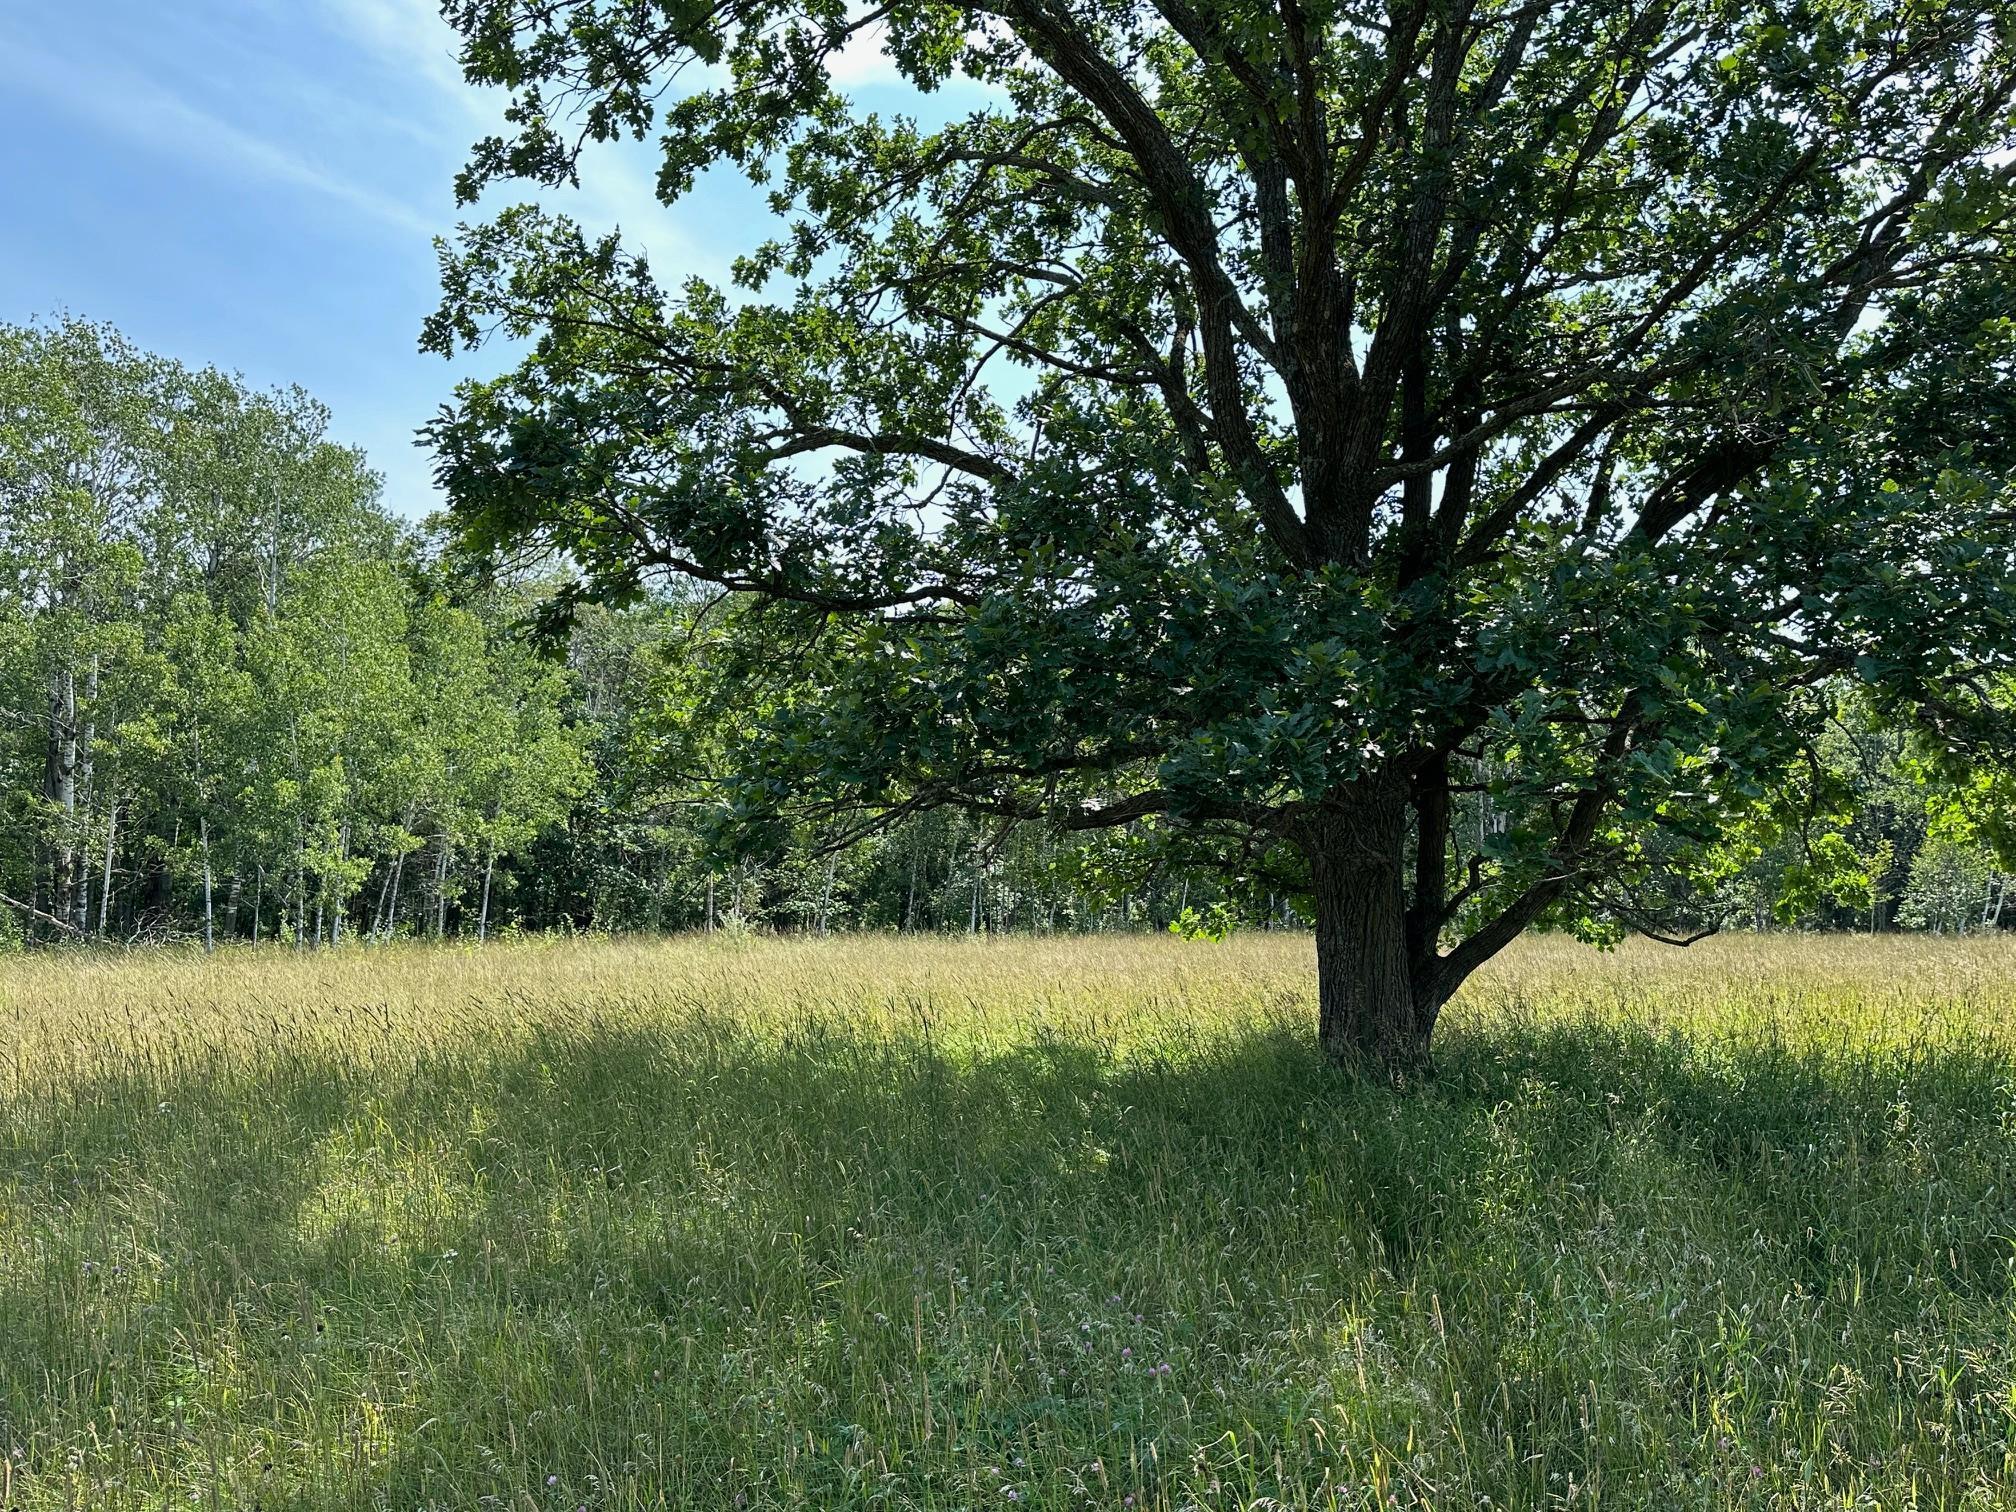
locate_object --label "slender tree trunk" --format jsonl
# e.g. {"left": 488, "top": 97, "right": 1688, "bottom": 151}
{"left": 331, "top": 820, "right": 350, "bottom": 948}
{"left": 73, "top": 655, "right": 98, "bottom": 931}
{"left": 478, "top": 849, "right": 495, "bottom": 942}
{"left": 200, "top": 815, "right": 215, "bottom": 953}
{"left": 225, "top": 867, "right": 242, "bottom": 941}
{"left": 1303, "top": 789, "right": 1433, "bottom": 1077}
{"left": 373, "top": 859, "right": 395, "bottom": 940}
{"left": 434, "top": 836, "right": 451, "bottom": 938}
{"left": 706, "top": 874, "right": 716, "bottom": 931}
{"left": 43, "top": 662, "right": 78, "bottom": 932}
{"left": 253, "top": 865, "right": 263, "bottom": 947}
{"left": 385, "top": 851, "right": 407, "bottom": 941}
{"left": 98, "top": 794, "right": 118, "bottom": 934}
{"left": 158, "top": 815, "right": 180, "bottom": 921}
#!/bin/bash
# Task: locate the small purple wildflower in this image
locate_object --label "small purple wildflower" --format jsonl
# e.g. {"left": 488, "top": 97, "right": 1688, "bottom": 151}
{"left": 546, "top": 1476, "right": 559, "bottom": 1488}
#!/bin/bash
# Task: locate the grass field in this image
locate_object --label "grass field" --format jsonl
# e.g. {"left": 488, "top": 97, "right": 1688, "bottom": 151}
{"left": 5, "top": 932, "right": 2016, "bottom": 1510}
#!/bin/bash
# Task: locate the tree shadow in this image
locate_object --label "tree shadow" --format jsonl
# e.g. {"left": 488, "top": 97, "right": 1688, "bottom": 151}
{"left": 6, "top": 1008, "right": 2015, "bottom": 1507}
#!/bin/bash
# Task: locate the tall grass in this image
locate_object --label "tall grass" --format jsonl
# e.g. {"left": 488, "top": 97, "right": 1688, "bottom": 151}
{"left": 4, "top": 932, "right": 2015, "bottom": 1509}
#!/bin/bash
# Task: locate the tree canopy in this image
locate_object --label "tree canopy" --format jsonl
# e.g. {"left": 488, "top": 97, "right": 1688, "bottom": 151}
{"left": 426, "top": 0, "right": 2016, "bottom": 1070}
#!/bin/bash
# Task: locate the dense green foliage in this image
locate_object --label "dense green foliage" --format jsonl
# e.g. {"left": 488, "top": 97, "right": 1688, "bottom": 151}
{"left": 425, "top": 0, "right": 2016, "bottom": 1063}
{"left": 0, "top": 319, "right": 588, "bottom": 948}
{"left": 3, "top": 316, "right": 2011, "bottom": 948}
{"left": 0, "top": 317, "right": 1254, "bottom": 945}
{"left": 11, "top": 934, "right": 2016, "bottom": 1509}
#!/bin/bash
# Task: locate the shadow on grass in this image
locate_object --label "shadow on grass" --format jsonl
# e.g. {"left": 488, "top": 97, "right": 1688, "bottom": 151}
{"left": 6, "top": 1010, "right": 2016, "bottom": 1507}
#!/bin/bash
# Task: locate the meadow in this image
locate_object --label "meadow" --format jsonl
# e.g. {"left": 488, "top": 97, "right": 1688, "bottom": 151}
{"left": 4, "top": 932, "right": 2016, "bottom": 1510}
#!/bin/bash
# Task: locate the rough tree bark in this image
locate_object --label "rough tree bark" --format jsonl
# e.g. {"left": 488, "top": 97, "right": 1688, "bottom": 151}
{"left": 1301, "top": 781, "right": 1437, "bottom": 1077}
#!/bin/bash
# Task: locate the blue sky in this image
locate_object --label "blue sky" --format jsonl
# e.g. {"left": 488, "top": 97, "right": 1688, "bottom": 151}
{"left": 0, "top": 0, "right": 929, "bottom": 515}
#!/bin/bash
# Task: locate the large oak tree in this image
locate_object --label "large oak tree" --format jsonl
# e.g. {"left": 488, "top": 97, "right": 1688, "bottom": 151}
{"left": 427, "top": 0, "right": 2016, "bottom": 1070}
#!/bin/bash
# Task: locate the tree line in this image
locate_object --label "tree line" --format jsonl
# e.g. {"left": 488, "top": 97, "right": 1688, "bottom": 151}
{"left": 1, "top": 317, "right": 2009, "bottom": 950}
{"left": 0, "top": 319, "right": 588, "bottom": 948}
{"left": 0, "top": 319, "right": 1250, "bottom": 947}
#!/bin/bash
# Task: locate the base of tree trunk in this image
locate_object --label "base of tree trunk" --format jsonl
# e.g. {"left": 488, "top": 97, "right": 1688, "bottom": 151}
{"left": 1307, "top": 786, "right": 1438, "bottom": 1082}
{"left": 1319, "top": 1021, "right": 1435, "bottom": 1083}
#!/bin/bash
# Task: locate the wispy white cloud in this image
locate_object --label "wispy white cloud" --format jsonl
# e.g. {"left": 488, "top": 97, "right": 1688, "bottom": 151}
{"left": 316, "top": 0, "right": 491, "bottom": 124}
{"left": 0, "top": 32, "right": 438, "bottom": 241}
{"left": 312, "top": 0, "right": 727, "bottom": 282}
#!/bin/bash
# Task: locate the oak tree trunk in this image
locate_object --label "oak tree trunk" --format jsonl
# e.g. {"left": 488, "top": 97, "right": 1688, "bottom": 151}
{"left": 1304, "top": 787, "right": 1436, "bottom": 1077}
